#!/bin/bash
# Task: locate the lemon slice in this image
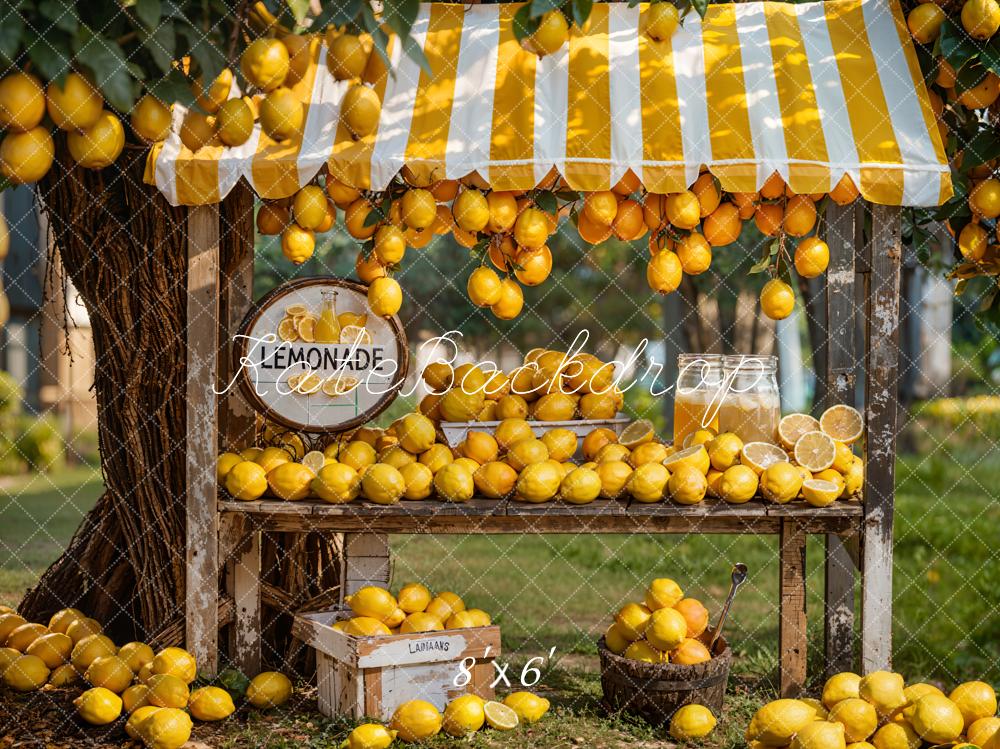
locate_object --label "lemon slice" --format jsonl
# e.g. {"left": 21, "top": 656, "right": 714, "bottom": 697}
{"left": 619, "top": 419, "right": 655, "bottom": 448}
{"left": 682, "top": 427, "right": 717, "bottom": 449}
{"left": 340, "top": 325, "right": 372, "bottom": 345}
{"left": 296, "top": 316, "right": 316, "bottom": 343}
{"left": 277, "top": 317, "right": 299, "bottom": 342}
{"left": 286, "top": 372, "right": 303, "bottom": 390}
{"left": 820, "top": 405, "right": 864, "bottom": 444}
{"left": 663, "top": 444, "right": 710, "bottom": 475}
{"left": 740, "top": 442, "right": 788, "bottom": 474}
{"left": 483, "top": 700, "right": 519, "bottom": 730}
{"left": 322, "top": 375, "right": 360, "bottom": 397}
{"left": 793, "top": 430, "right": 836, "bottom": 472}
{"left": 301, "top": 450, "right": 326, "bottom": 474}
{"left": 777, "top": 413, "right": 821, "bottom": 450}
{"left": 285, "top": 304, "right": 309, "bottom": 317}
{"left": 338, "top": 311, "right": 368, "bottom": 328}
{"left": 296, "top": 372, "right": 322, "bottom": 394}
{"left": 801, "top": 479, "right": 841, "bottom": 507}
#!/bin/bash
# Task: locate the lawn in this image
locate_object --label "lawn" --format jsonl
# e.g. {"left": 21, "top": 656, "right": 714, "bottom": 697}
{"left": 1, "top": 449, "right": 997, "bottom": 748}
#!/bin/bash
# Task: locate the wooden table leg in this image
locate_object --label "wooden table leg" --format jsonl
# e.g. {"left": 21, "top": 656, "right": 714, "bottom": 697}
{"left": 780, "top": 519, "right": 807, "bottom": 696}
{"left": 233, "top": 529, "right": 262, "bottom": 676}
{"left": 824, "top": 533, "right": 856, "bottom": 676}
{"left": 341, "top": 533, "right": 391, "bottom": 602}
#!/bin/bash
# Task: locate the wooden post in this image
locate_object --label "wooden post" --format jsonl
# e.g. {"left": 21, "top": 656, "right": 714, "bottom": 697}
{"left": 779, "top": 519, "right": 807, "bottom": 696}
{"left": 861, "top": 204, "right": 902, "bottom": 673}
{"left": 822, "top": 202, "right": 858, "bottom": 675}
{"left": 186, "top": 205, "right": 221, "bottom": 676}
{"left": 340, "top": 534, "right": 391, "bottom": 602}
{"left": 232, "top": 527, "right": 262, "bottom": 675}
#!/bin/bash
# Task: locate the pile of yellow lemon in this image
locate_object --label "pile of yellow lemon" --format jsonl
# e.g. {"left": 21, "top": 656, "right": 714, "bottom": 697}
{"left": 423, "top": 351, "right": 621, "bottom": 424}
{"left": 748, "top": 671, "right": 998, "bottom": 749}
{"left": 342, "top": 691, "right": 550, "bottom": 747}
{"left": 0, "top": 605, "right": 291, "bottom": 748}
{"left": 335, "top": 584, "right": 491, "bottom": 636}
{"left": 603, "top": 577, "right": 715, "bottom": 668}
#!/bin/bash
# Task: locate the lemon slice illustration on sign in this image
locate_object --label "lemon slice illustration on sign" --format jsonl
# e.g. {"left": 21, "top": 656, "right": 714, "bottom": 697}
{"left": 234, "top": 277, "right": 408, "bottom": 433}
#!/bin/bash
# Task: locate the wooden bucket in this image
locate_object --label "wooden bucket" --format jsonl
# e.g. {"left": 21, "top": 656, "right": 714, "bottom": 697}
{"left": 598, "top": 637, "right": 732, "bottom": 723}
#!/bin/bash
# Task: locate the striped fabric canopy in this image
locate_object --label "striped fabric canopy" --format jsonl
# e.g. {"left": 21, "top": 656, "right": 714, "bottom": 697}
{"left": 148, "top": 0, "right": 952, "bottom": 207}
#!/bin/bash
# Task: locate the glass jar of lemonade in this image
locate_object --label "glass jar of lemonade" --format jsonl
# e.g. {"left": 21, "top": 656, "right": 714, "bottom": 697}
{"left": 718, "top": 355, "right": 780, "bottom": 444}
{"left": 673, "top": 354, "right": 724, "bottom": 446}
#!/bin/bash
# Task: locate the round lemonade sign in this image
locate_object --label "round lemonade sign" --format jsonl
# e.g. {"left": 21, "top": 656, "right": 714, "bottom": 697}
{"left": 234, "top": 277, "right": 408, "bottom": 432}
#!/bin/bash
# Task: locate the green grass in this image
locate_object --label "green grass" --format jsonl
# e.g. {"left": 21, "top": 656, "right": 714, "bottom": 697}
{"left": 1, "top": 451, "right": 998, "bottom": 747}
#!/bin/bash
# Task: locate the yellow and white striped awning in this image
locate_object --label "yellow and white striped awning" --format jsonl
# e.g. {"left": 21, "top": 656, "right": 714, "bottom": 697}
{"left": 148, "top": 0, "right": 951, "bottom": 208}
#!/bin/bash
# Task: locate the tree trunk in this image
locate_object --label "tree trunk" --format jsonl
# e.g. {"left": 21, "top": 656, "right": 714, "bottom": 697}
{"left": 20, "top": 146, "right": 339, "bottom": 670}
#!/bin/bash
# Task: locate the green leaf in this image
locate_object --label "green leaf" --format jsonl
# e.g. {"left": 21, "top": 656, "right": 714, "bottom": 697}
{"left": 147, "top": 69, "right": 195, "bottom": 108}
{"left": 955, "top": 61, "right": 988, "bottom": 95}
{"left": 555, "top": 189, "right": 581, "bottom": 203}
{"left": 961, "top": 125, "right": 1000, "bottom": 170}
{"left": 38, "top": 0, "right": 77, "bottom": 34}
{"left": 400, "top": 34, "right": 431, "bottom": 76}
{"left": 26, "top": 29, "right": 72, "bottom": 82}
{"left": 939, "top": 19, "right": 981, "bottom": 72}
{"left": 530, "top": 0, "right": 564, "bottom": 17}
{"left": 141, "top": 22, "right": 176, "bottom": 73}
{"left": 0, "top": 8, "right": 24, "bottom": 64}
{"left": 534, "top": 191, "right": 558, "bottom": 214}
{"left": 182, "top": 30, "right": 225, "bottom": 92}
{"left": 73, "top": 28, "right": 136, "bottom": 110}
{"left": 978, "top": 34, "right": 1000, "bottom": 77}
{"left": 690, "top": 0, "right": 710, "bottom": 20}
{"left": 572, "top": 0, "right": 593, "bottom": 27}
{"left": 383, "top": 0, "right": 420, "bottom": 38}
{"left": 284, "top": 0, "right": 310, "bottom": 26}
{"left": 313, "top": 0, "right": 362, "bottom": 28}
{"left": 135, "top": 0, "right": 161, "bottom": 29}
{"left": 513, "top": 4, "right": 541, "bottom": 41}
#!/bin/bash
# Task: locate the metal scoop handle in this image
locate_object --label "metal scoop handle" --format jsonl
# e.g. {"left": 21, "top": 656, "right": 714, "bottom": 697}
{"left": 710, "top": 563, "right": 748, "bottom": 653}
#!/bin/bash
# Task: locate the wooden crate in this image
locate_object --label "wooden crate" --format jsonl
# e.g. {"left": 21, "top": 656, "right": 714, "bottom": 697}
{"left": 292, "top": 608, "right": 501, "bottom": 720}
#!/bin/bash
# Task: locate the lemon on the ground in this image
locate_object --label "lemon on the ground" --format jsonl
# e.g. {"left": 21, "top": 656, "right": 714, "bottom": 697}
{"left": 718, "top": 464, "right": 758, "bottom": 503}
{"left": 560, "top": 467, "right": 602, "bottom": 504}
{"left": 3, "top": 654, "right": 49, "bottom": 691}
{"left": 473, "top": 461, "right": 518, "bottom": 498}
{"left": 664, "top": 444, "right": 711, "bottom": 475}
{"left": 627, "top": 462, "right": 669, "bottom": 502}
{"left": 49, "top": 663, "right": 77, "bottom": 687}
{"left": 368, "top": 277, "right": 403, "bottom": 317}
{"left": 74, "top": 686, "right": 122, "bottom": 723}
{"left": 625, "top": 640, "right": 667, "bottom": 663}
{"left": 516, "top": 461, "right": 563, "bottom": 502}
{"left": 0, "top": 646, "right": 21, "bottom": 673}
{"left": 442, "top": 693, "right": 486, "bottom": 735}
{"left": 645, "top": 606, "right": 687, "bottom": 651}
{"left": 604, "top": 622, "right": 630, "bottom": 653}
{"left": 0, "top": 126, "right": 55, "bottom": 184}
{"left": 778, "top": 413, "right": 821, "bottom": 450}
{"left": 741, "top": 442, "right": 788, "bottom": 474}
{"left": 794, "top": 430, "right": 837, "bottom": 472}
{"left": 616, "top": 602, "right": 652, "bottom": 640}
{"left": 139, "top": 706, "right": 193, "bottom": 749}
{"left": 949, "top": 681, "right": 997, "bottom": 727}
{"left": 122, "top": 683, "right": 150, "bottom": 713}
{"left": 820, "top": 405, "right": 864, "bottom": 444}
{"left": 71, "top": 633, "right": 116, "bottom": 671}
{"left": 823, "top": 672, "right": 862, "bottom": 708}
{"left": 146, "top": 673, "right": 190, "bottom": 708}
{"left": 25, "top": 632, "right": 71, "bottom": 668}
{"left": 125, "top": 705, "right": 159, "bottom": 739}
{"left": 596, "top": 460, "right": 633, "bottom": 499}
{"left": 86, "top": 655, "right": 133, "bottom": 693}
{"left": 746, "top": 699, "right": 818, "bottom": 745}
{"left": 188, "top": 685, "right": 236, "bottom": 721}
{"left": 760, "top": 461, "right": 804, "bottom": 503}
{"left": 909, "top": 694, "right": 963, "bottom": 744}
{"left": 391, "top": 699, "right": 444, "bottom": 741}
{"left": 872, "top": 720, "right": 921, "bottom": 749}
{"left": 670, "top": 704, "right": 717, "bottom": 740}
{"left": 667, "top": 464, "right": 706, "bottom": 504}
{"left": 343, "top": 723, "right": 397, "bottom": 749}
{"left": 484, "top": 699, "right": 519, "bottom": 730}
{"left": 152, "top": 646, "right": 196, "bottom": 684}
{"left": 859, "top": 671, "right": 907, "bottom": 716}
{"left": 242, "top": 38, "right": 290, "bottom": 91}
{"left": 246, "top": 671, "right": 293, "bottom": 709}
{"left": 504, "top": 691, "right": 550, "bottom": 723}
{"left": 434, "top": 462, "right": 475, "bottom": 502}
{"left": 6, "top": 622, "right": 47, "bottom": 652}
{"left": 829, "top": 698, "right": 878, "bottom": 743}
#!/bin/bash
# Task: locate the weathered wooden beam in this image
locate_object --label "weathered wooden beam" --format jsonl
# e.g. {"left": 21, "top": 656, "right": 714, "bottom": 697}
{"left": 779, "top": 519, "right": 808, "bottom": 697}
{"left": 861, "top": 204, "right": 902, "bottom": 673}
{"left": 233, "top": 530, "right": 262, "bottom": 675}
{"left": 186, "top": 204, "right": 221, "bottom": 676}
{"left": 823, "top": 201, "right": 858, "bottom": 675}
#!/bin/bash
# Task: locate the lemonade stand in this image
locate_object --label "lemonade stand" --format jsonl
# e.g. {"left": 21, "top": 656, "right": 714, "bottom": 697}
{"left": 141, "top": 0, "right": 950, "bottom": 700}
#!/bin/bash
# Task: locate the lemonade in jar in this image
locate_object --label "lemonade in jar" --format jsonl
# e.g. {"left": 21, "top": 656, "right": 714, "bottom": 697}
{"left": 672, "top": 354, "right": 724, "bottom": 445}
{"left": 314, "top": 290, "right": 341, "bottom": 343}
{"left": 718, "top": 355, "right": 780, "bottom": 443}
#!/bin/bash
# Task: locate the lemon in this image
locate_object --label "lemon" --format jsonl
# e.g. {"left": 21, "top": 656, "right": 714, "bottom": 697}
{"left": 75, "top": 686, "right": 122, "bottom": 724}
{"left": 453, "top": 189, "right": 490, "bottom": 232}
{"left": 506, "top": 438, "right": 549, "bottom": 471}
{"left": 794, "top": 430, "right": 837, "bottom": 472}
{"left": 495, "top": 418, "right": 534, "bottom": 449}
{"left": 604, "top": 623, "right": 630, "bottom": 654}
{"left": 668, "top": 464, "right": 707, "bottom": 504}
{"left": 516, "top": 461, "right": 563, "bottom": 502}
{"left": 0, "top": 646, "right": 21, "bottom": 673}
{"left": 707, "top": 432, "right": 743, "bottom": 470}
{"left": 541, "top": 428, "right": 578, "bottom": 461}
{"left": 344, "top": 616, "right": 391, "bottom": 636}
{"left": 362, "top": 463, "right": 406, "bottom": 504}
{"left": 459, "top": 431, "right": 498, "bottom": 464}
{"left": 339, "top": 441, "right": 377, "bottom": 472}
{"left": 0, "top": 613, "right": 26, "bottom": 642}
{"left": 49, "top": 663, "right": 78, "bottom": 687}
{"left": 474, "top": 461, "right": 518, "bottom": 498}
{"left": 46, "top": 608, "right": 83, "bottom": 635}
{"left": 349, "top": 586, "right": 398, "bottom": 621}
{"left": 67, "top": 110, "right": 125, "bottom": 169}
{"left": 216, "top": 452, "right": 243, "bottom": 483}
{"left": 189, "top": 685, "right": 236, "bottom": 721}
{"left": 962, "top": 0, "right": 1000, "bottom": 39}
{"left": 645, "top": 577, "right": 684, "bottom": 610}
{"left": 327, "top": 32, "right": 370, "bottom": 80}
{"left": 645, "top": 607, "right": 687, "bottom": 651}
{"left": 86, "top": 655, "right": 134, "bottom": 693}
{"left": 615, "top": 602, "right": 652, "bottom": 641}
{"left": 630, "top": 441, "right": 670, "bottom": 466}
{"left": 399, "top": 612, "right": 443, "bottom": 634}
{"left": 66, "top": 616, "right": 103, "bottom": 644}
{"left": 125, "top": 704, "right": 160, "bottom": 738}
{"left": 484, "top": 699, "right": 520, "bottom": 730}
{"left": 391, "top": 699, "right": 444, "bottom": 741}
{"left": 683, "top": 428, "right": 718, "bottom": 449}
{"left": 25, "top": 632, "right": 72, "bottom": 668}
{"left": 579, "top": 392, "right": 617, "bottom": 419}
{"left": 760, "top": 278, "right": 795, "bottom": 320}
{"left": 379, "top": 445, "right": 416, "bottom": 470}
{"left": 434, "top": 462, "right": 475, "bottom": 502}
{"left": 503, "top": 691, "right": 549, "bottom": 723}
{"left": 396, "top": 462, "right": 431, "bottom": 500}
{"left": 802, "top": 479, "right": 841, "bottom": 507}
{"left": 395, "top": 413, "right": 437, "bottom": 454}
{"left": 497, "top": 393, "right": 529, "bottom": 420}
{"left": 792, "top": 720, "right": 847, "bottom": 749}
{"left": 968, "top": 716, "right": 1000, "bottom": 746}
{"left": 532, "top": 392, "right": 576, "bottom": 421}
{"left": 596, "top": 460, "right": 633, "bottom": 499}
{"left": 514, "top": 207, "right": 550, "bottom": 249}
{"left": 829, "top": 698, "right": 878, "bottom": 743}
{"left": 146, "top": 673, "right": 190, "bottom": 708}
{"left": 907, "top": 694, "right": 963, "bottom": 744}
{"left": 46, "top": 72, "right": 103, "bottom": 131}
{"left": 820, "top": 405, "right": 864, "bottom": 444}
{"left": 624, "top": 640, "right": 667, "bottom": 663}
{"left": 122, "top": 683, "right": 151, "bottom": 713}
{"left": 670, "top": 704, "right": 717, "bottom": 740}
{"left": 343, "top": 723, "right": 398, "bottom": 749}
{"left": 595, "top": 443, "right": 631, "bottom": 463}
{"left": 760, "top": 462, "right": 804, "bottom": 503}
{"left": 778, "top": 413, "right": 821, "bottom": 450}
{"left": 312, "top": 462, "right": 361, "bottom": 504}
{"left": 70, "top": 633, "right": 116, "bottom": 671}
{"left": 260, "top": 86, "right": 303, "bottom": 141}
{"left": 628, "top": 462, "right": 669, "bottom": 502}
{"left": 903, "top": 682, "right": 943, "bottom": 706}
{"left": 6, "top": 622, "right": 47, "bottom": 651}
{"left": 949, "top": 681, "right": 997, "bottom": 727}
{"left": 664, "top": 444, "right": 710, "bottom": 475}
{"left": 872, "top": 721, "right": 921, "bottom": 749}
{"left": 859, "top": 671, "right": 906, "bottom": 716}
{"left": 801, "top": 697, "right": 829, "bottom": 720}
{"left": 242, "top": 38, "right": 290, "bottom": 91}
{"left": 746, "top": 699, "right": 818, "bottom": 745}
{"left": 225, "top": 460, "right": 268, "bottom": 501}
{"left": 342, "top": 83, "right": 381, "bottom": 138}
{"left": 674, "top": 598, "right": 709, "bottom": 636}
{"left": 140, "top": 706, "right": 193, "bottom": 749}
{"left": 3, "top": 654, "right": 49, "bottom": 691}
{"left": 442, "top": 693, "right": 486, "bottom": 735}
{"left": 823, "top": 672, "right": 862, "bottom": 708}
{"left": 526, "top": 9, "right": 569, "bottom": 56}
{"left": 439, "top": 387, "right": 485, "bottom": 421}
{"left": 560, "top": 467, "right": 602, "bottom": 504}
{"left": 741, "top": 442, "right": 788, "bottom": 474}
{"left": 706, "top": 468, "right": 724, "bottom": 497}
{"left": 268, "top": 462, "right": 315, "bottom": 501}
{"left": 247, "top": 671, "right": 293, "bottom": 709}
{"left": 0, "top": 72, "right": 46, "bottom": 131}
{"left": 216, "top": 97, "right": 255, "bottom": 147}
